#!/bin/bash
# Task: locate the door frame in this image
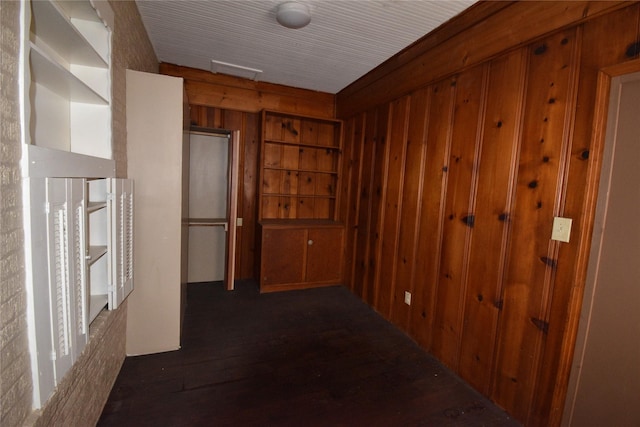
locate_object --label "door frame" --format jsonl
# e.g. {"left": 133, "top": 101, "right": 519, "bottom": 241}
{"left": 188, "top": 127, "right": 239, "bottom": 291}
{"left": 225, "top": 130, "right": 240, "bottom": 290}
{"left": 554, "top": 58, "right": 640, "bottom": 426}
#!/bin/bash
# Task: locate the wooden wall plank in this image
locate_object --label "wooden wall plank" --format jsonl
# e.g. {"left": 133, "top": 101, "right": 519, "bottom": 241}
{"left": 342, "top": 114, "right": 365, "bottom": 292}
{"left": 300, "top": 119, "right": 319, "bottom": 146}
{"left": 338, "top": 117, "right": 354, "bottom": 288}
{"left": 375, "top": 96, "right": 409, "bottom": 318}
{"left": 367, "top": 104, "right": 391, "bottom": 307}
{"left": 491, "top": 29, "right": 579, "bottom": 421}
{"left": 391, "top": 88, "right": 429, "bottom": 330}
{"left": 457, "top": 50, "right": 527, "bottom": 395}
{"left": 408, "top": 79, "right": 455, "bottom": 350}
{"left": 352, "top": 110, "right": 376, "bottom": 299}
{"left": 240, "top": 112, "right": 259, "bottom": 279}
{"left": 430, "top": 65, "right": 486, "bottom": 370}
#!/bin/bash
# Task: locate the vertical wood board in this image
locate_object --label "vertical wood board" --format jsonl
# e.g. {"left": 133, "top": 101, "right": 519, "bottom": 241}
{"left": 375, "top": 96, "right": 409, "bottom": 318}
{"left": 457, "top": 50, "right": 527, "bottom": 395}
{"left": 491, "top": 29, "right": 578, "bottom": 421}
{"left": 430, "top": 65, "right": 486, "bottom": 370}
{"left": 352, "top": 109, "right": 378, "bottom": 299}
{"left": 343, "top": 114, "right": 365, "bottom": 292}
{"left": 392, "top": 88, "right": 429, "bottom": 330}
{"left": 408, "top": 79, "right": 456, "bottom": 350}
{"left": 367, "top": 103, "right": 391, "bottom": 307}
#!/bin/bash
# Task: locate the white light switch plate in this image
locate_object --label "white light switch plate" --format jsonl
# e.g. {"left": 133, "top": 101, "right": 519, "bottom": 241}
{"left": 551, "top": 217, "right": 572, "bottom": 243}
{"left": 404, "top": 291, "right": 411, "bottom": 305}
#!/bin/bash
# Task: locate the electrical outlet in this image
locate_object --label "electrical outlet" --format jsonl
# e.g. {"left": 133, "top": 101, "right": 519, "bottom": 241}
{"left": 404, "top": 291, "right": 412, "bottom": 305}
{"left": 551, "top": 216, "right": 572, "bottom": 243}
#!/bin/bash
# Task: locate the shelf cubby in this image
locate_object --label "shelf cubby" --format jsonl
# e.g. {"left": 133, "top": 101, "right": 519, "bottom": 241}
{"left": 259, "top": 111, "right": 343, "bottom": 221}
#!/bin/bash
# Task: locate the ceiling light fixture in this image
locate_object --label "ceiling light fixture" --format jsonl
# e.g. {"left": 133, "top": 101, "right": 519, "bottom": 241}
{"left": 276, "top": 2, "right": 311, "bottom": 29}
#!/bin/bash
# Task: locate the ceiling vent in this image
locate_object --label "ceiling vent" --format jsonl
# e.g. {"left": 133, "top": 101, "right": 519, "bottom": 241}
{"left": 210, "top": 59, "right": 263, "bottom": 81}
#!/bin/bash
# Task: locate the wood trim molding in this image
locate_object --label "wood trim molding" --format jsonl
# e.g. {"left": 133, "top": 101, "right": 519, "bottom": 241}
{"left": 337, "top": 1, "right": 631, "bottom": 118}
{"left": 161, "top": 63, "right": 336, "bottom": 118}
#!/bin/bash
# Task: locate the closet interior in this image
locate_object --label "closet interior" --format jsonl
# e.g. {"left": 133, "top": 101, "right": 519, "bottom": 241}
{"left": 187, "top": 130, "right": 236, "bottom": 287}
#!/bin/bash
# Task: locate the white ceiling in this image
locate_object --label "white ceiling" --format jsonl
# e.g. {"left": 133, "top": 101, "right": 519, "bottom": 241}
{"left": 136, "top": 0, "right": 476, "bottom": 94}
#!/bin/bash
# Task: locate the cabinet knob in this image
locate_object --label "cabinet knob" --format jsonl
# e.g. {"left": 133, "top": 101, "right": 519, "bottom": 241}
{"left": 308, "top": 239, "right": 314, "bottom": 246}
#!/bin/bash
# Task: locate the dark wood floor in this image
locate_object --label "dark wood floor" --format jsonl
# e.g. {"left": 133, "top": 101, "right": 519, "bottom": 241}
{"left": 99, "top": 281, "right": 520, "bottom": 426}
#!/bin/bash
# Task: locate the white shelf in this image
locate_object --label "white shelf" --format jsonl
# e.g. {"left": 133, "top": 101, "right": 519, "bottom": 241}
{"left": 31, "top": 0, "right": 108, "bottom": 68}
{"left": 30, "top": 43, "right": 108, "bottom": 105}
{"left": 27, "top": 0, "right": 112, "bottom": 158}
{"left": 87, "top": 245, "right": 107, "bottom": 266}
{"left": 24, "top": 145, "right": 115, "bottom": 179}
{"left": 87, "top": 201, "right": 107, "bottom": 213}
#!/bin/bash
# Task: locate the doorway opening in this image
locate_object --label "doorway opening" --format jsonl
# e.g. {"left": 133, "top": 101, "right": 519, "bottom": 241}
{"left": 187, "top": 127, "right": 239, "bottom": 291}
{"left": 562, "top": 68, "right": 640, "bottom": 426}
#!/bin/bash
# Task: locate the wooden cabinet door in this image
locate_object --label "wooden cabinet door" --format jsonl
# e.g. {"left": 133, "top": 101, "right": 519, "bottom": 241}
{"left": 305, "top": 227, "right": 344, "bottom": 283}
{"left": 261, "top": 227, "right": 306, "bottom": 286}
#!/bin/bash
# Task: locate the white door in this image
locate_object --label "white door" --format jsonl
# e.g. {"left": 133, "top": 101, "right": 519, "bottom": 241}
{"left": 45, "top": 178, "right": 87, "bottom": 382}
{"left": 126, "top": 69, "right": 184, "bottom": 355}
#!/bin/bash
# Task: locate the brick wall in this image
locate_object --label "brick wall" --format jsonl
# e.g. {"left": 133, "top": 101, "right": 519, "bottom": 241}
{"left": 0, "top": 1, "right": 33, "bottom": 426}
{"left": 25, "top": 304, "right": 128, "bottom": 427}
{"left": 0, "top": 1, "right": 158, "bottom": 426}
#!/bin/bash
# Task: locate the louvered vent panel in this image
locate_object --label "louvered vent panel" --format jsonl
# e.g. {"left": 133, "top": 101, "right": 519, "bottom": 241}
{"left": 118, "top": 193, "right": 127, "bottom": 287}
{"left": 74, "top": 205, "right": 86, "bottom": 335}
{"left": 126, "top": 192, "right": 134, "bottom": 281}
{"left": 53, "top": 207, "right": 71, "bottom": 357}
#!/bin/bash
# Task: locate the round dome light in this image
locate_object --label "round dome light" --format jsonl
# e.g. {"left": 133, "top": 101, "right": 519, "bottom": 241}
{"left": 276, "top": 2, "right": 311, "bottom": 29}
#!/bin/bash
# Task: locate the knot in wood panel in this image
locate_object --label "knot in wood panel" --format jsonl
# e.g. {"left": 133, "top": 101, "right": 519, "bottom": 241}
{"left": 580, "top": 149, "right": 589, "bottom": 160}
{"left": 531, "top": 317, "right": 549, "bottom": 334}
{"left": 282, "top": 120, "right": 299, "bottom": 136}
{"left": 534, "top": 44, "right": 548, "bottom": 55}
{"left": 540, "top": 256, "right": 557, "bottom": 269}
{"left": 461, "top": 215, "right": 475, "bottom": 228}
{"left": 626, "top": 41, "right": 640, "bottom": 58}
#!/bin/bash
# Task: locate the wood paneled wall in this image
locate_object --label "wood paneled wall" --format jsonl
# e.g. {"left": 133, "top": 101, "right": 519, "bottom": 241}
{"left": 160, "top": 63, "right": 337, "bottom": 279}
{"left": 337, "top": 2, "right": 640, "bottom": 426}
